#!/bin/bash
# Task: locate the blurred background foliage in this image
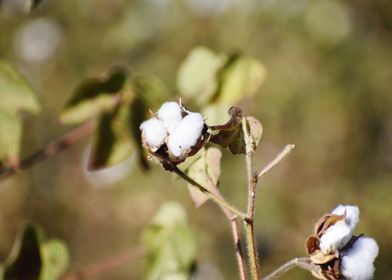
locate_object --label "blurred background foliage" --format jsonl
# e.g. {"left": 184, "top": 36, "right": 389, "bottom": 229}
{"left": 0, "top": 0, "right": 391, "bottom": 279}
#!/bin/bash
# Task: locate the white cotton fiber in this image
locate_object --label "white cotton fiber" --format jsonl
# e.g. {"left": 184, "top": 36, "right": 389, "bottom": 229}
{"left": 319, "top": 220, "right": 352, "bottom": 254}
{"left": 167, "top": 112, "right": 205, "bottom": 158}
{"left": 140, "top": 118, "right": 167, "bottom": 150}
{"left": 332, "top": 205, "right": 360, "bottom": 230}
{"left": 341, "top": 237, "right": 379, "bottom": 280}
{"left": 157, "top": 102, "right": 183, "bottom": 134}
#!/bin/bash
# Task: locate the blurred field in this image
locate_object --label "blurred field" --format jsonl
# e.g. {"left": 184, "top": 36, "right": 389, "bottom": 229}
{"left": 0, "top": 0, "right": 391, "bottom": 279}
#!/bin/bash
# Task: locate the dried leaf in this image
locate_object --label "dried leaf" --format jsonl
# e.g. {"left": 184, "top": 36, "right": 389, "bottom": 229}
{"left": 314, "top": 213, "right": 345, "bottom": 237}
{"left": 306, "top": 235, "right": 320, "bottom": 256}
{"left": 185, "top": 148, "right": 222, "bottom": 207}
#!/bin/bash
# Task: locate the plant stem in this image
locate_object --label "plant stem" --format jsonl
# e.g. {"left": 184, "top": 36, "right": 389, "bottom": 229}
{"left": 262, "top": 257, "right": 316, "bottom": 280}
{"left": 257, "top": 144, "right": 295, "bottom": 179}
{"left": 60, "top": 246, "right": 144, "bottom": 280}
{"left": 230, "top": 217, "right": 248, "bottom": 280}
{"left": 0, "top": 121, "right": 95, "bottom": 182}
{"left": 242, "top": 118, "right": 261, "bottom": 280}
{"left": 171, "top": 166, "right": 247, "bottom": 220}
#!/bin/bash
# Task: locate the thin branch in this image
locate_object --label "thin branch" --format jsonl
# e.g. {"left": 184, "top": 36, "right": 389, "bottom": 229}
{"left": 0, "top": 122, "right": 95, "bottom": 182}
{"left": 230, "top": 217, "right": 248, "bottom": 280}
{"left": 171, "top": 166, "right": 247, "bottom": 220}
{"left": 262, "top": 257, "right": 318, "bottom": 280}
{"left": 242, "top": 118, "right": 261, "bottom": 280}
{"left": 257, "top": 144, "right": 295, "bottom": 179}
{"left": 61, "top": 246, "right": 144, "bottom": 280}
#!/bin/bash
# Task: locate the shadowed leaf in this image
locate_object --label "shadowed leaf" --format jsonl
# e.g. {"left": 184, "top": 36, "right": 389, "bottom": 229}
{"left": 0, "top": 60, "right": 41, "bottom": 114}
{"left": 4, "top": 224, "right": 42, "bottom": 280}
{"left": 89, "top": 102, "right": 135, "bottom": 170}
{"left": 142, "top": 202, "right": 196, "bottom": 280}
{"left": 60, "top": 67, "right": 129, "bottom": 124}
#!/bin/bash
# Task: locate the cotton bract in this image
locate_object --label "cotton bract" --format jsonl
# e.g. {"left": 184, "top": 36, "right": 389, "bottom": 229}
{"left": 341, "top": 237, "right": 379, "bottom": 280}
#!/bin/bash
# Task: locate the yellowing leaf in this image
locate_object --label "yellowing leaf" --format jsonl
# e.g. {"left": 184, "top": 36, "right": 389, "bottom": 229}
{"left": 40, "top": 240, "right": 69, "bottom": 280}
{"left": 215, "top": 55, "right": 266, "bottom": 105}
{"left": 60, "top": 67, "right": 130, "bottom": 124}
{"left": 0, "top": 109, "right": 22, "bottom": 166}
{"left": 177, "top": 47, "right": 225, "bottom": 106}
{"left": 0, "top": 60, "right": 41, "bottom": 114}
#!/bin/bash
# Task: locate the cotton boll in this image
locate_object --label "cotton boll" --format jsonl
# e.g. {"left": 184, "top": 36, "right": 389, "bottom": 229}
{"left": 167, "top": 112, "right": 205, "bottom": 158}
{"left": 319, "top": 220, "right": 352, "bottom": 254}
{"left": 157, "top": 101, "right": 183, "bottom": 134}
{"left": 140, "top": 118, "right": 167, "bottom": 150}
{"left": 341, "top": 237, "right": 379, "bottom": 280}
{"left": 332, "top": 205, "right": 360, "bottom": 230}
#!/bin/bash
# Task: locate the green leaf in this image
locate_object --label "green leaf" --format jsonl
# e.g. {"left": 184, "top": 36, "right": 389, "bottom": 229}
{"left": 0, "top": 60, "right": 41, "bottom": 114}
{"left": 89, "top": 102, "right": 135, "bottom": 170}
{"left": 134, "top": 75, "right": 169, "bottom": 110}
{"left": 210, "top": 107, "right": 263, "bottom": 154}
{"left": 183, "top": 148, "right": 222, "bottom": 208}
{"left": 177, "top": 47, "right": 225, "bottom": 106}
{"left": 60, "top": 67, "right": 130, "bottom": 124}
{"left": 3, "top": 224, "right": 42, "bottom": 280}
{"left": 214, "top": 54, "right": 266, "bottom": 105}
{"left": 0, "top": 109, "right": 22, "bottom": 166}
{"left": 142, "top": 202, "right": 196, "bottom": 280}
{"left": 40, "top": 240, "right": 69, "bottom": 280}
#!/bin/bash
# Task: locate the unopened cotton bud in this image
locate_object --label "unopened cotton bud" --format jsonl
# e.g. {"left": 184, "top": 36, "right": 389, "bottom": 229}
{"left": 140, "top": 118, "right": 167, "bottom": 150}
{"left": 341, "top": 237, "right": 379, "bottom": 280}
{"left": 319, "top": 220, "right": 352, "bottom": 254}
{"left": 332, "top": 205, "right": 360, "bottom": 230}
{"left": 167, "top": 112, "right": 205, "bottom": 158}
{"left": 157, "top": 101, "right": 183, "bottom": 134}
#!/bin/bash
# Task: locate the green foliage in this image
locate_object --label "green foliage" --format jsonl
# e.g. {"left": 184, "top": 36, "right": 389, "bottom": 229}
{"left": 0, "top": 60, "right": 41, "bottom": 114}
{"left": 60, "top": 67, "right": 129, "bottom": 125}
{"left": 0, "top": 60, "right": 41, "bottom": 165}
{"left": 180, "top": 147, "right": 222, "bottom": 207}
{"left": 1, "top": 223, "right": 69, "bottom": 280}
{"left": 142, "top": 202, "right": 196, "bottom": 280}
{"left": 177, "top": 46, "right": 266, "bottom": 125}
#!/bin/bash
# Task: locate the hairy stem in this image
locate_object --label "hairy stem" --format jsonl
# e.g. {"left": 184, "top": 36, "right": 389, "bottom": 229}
{"left": 60, "top": 246, "right": 144, "bottom": 280}
{"left": 262, "top": 257, "right": 315, "bottom": 280}
{"left": 242, "top": 118, "right": 261, "bottom": 280}
{"left": 0, "top": 121, "right": 95, "bottom": 182}
{"left": 171, "top": 166, "right": 247, "bottom": 220}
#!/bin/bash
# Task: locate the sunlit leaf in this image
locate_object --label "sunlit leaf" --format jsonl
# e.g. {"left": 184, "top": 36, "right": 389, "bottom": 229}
{"left": 40, "top": 240, "right": 69, "bottom": 280}
{"left": 0, "top": 60, "right": 41, "bottom": 114}
{"left": 0, "top": 109, "right": 22, "bottom": 166}
{"left": 183, "top": 148, "right": 222, "bottom": 207}
{"left": 177, "top": 47, "right": 225, "bottom": 106}
{"left": 3, "top": 224, "right": 42, "bottom": 280}
{"left": 142, "top": 202, "right": 196, "bottom": 280}
{"left": 89, "top": 102, "right": 134, "bottom": 170}
{"left": 214, "top": 54, "right": 266, "bottom": 105}
{"left": 60, "top": 67, "right": 130, "bottom": 124}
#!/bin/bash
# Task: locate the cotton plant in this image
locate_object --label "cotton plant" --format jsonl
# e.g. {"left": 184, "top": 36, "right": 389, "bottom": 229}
{"left": 305, "top": 205, "right": 379, "bottom": 280}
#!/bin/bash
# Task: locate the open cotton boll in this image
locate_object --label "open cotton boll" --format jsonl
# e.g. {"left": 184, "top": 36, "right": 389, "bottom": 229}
{"left": 341, "top": 237, "right": 379, "bottom": 280}
{"left": 319, "top": 220, "right": 352, "bottom": 254}
{"left": 167, "top": 112, "right": 205, "bottom": 158}
{"left": 140, "top": 118, "right": 167, "bottom": 150}
{"left": 157, "top": 101, "right": 183, "bottom": 134}
{"left": 332, "top": 205, "right": 360, "bottom": 230}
